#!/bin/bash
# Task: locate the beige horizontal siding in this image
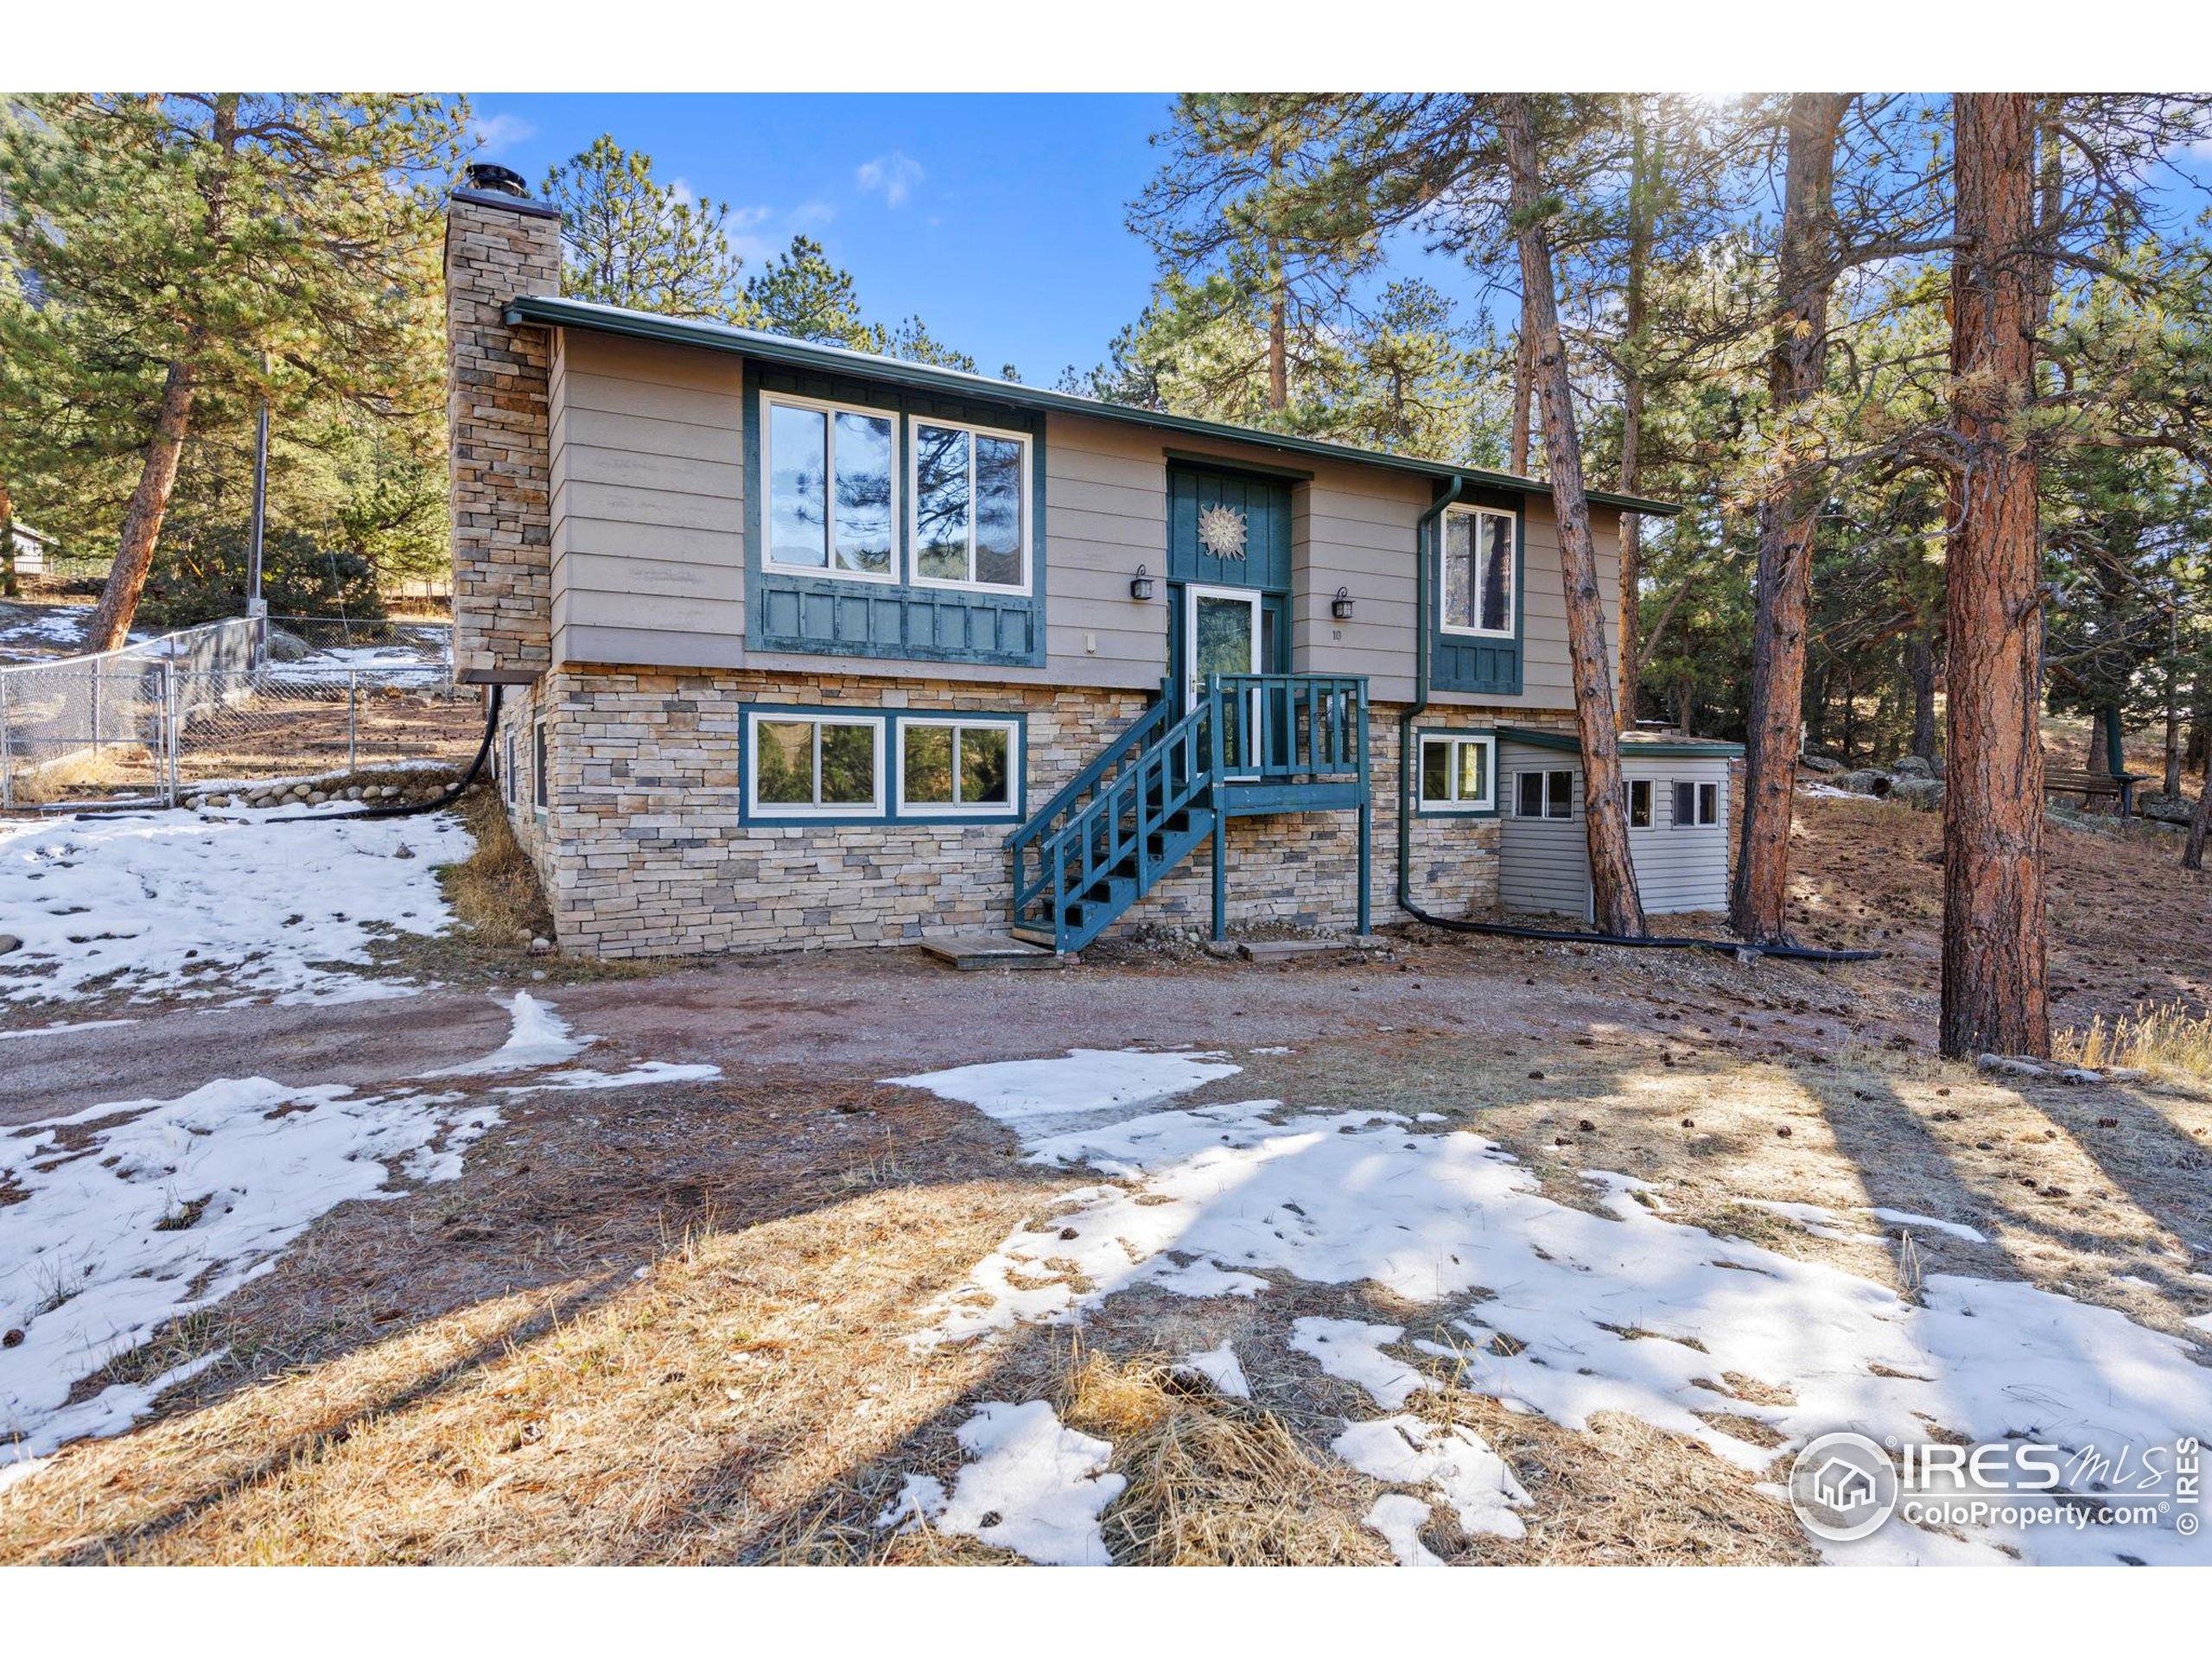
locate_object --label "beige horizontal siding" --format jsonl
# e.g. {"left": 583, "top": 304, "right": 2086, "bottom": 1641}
{"left": 550, "top": 331, "right": 746, "bottom": 670}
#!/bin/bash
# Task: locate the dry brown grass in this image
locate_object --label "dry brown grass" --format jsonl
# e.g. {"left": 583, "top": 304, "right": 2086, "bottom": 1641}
{"left": 2058, "top": 1004, "right": 2212, "bottom": 1081}
{"left": 1061, "top": 1352, "right": 1392, "bottom": 1566}
{"left": 440, "top": 781, "right": 556, "bottom": 948}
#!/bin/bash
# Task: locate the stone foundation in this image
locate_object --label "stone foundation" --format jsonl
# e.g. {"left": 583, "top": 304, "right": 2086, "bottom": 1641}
{"left": 498, "top": 666, "right": 1567, "bottom": 960}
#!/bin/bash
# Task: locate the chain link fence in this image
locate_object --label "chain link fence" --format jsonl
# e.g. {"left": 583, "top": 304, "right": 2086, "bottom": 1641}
{"left": 1, "top": 614, "right": 480, "bottom": 810}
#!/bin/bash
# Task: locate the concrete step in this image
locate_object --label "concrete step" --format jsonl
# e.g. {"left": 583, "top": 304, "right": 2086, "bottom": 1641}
{"left": 919, "top": 930, "right": 1064, "bottom": 970}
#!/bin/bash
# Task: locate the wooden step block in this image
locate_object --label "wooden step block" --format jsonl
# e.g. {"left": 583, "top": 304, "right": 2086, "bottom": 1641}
{"left": 919, "top": 931, "right": 1064, "bottom": 970}
{"left": 1235, "top": 938, "right": 1360, "bottom": 963}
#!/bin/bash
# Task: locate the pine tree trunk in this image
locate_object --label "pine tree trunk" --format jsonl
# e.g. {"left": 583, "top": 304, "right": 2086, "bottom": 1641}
{"left": 1510, "top": 328, "right": 1533, "bottom": 475}
{"left": 1618, "top": 115, "right": 1653, "bottom": 725}
{"left": 1730, "top": 93, "right": 1849, "bottom": 947}
{"left": 1910, "top": 629, "right": 1939, "bottom": 762}
{"left": 1941, "top": 92, "right": 2050, "bottom": 1060}
{"left": 2164, "top": 613, "right": 2183, "bottom": 796}
{"left": 2185, "top": 770, "right": 2212, "bottom": 872}
{"left": 1500, "top": 94, "right": 1643, "bottom": 937}
{"left": 87, "top": 356, "right": 198, "bottom": 653}
{"left": 0, "top": 479, "right": 16, "bottom": 600}
{"left": 1267, "top": 288, "right": 1288, "bottom": 413}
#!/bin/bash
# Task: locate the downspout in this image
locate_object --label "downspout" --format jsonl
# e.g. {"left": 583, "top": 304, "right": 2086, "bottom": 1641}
{"left": 1395, "top": 474, "right": 1465, "bottom": 923}
{"left": 1392, "top": 476, "right": 1878, "bottom": 966}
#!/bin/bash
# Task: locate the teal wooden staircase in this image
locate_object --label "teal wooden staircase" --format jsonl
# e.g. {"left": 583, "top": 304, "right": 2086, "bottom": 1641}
{"left": 1006, "top": 674, "right": 1371, "bottom": 954}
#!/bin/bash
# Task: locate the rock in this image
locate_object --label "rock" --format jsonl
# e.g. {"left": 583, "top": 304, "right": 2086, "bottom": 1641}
{"left": 1889, "top": 754, "right": 1935, "bottom": 779}
{"left": 0, "top": 935, "right": 20, "bottom": 956}
{"left": 2138, "top": 789, "right": 2196, "bottom": 826}
{"left": 1891, "top": 776, "right": 1945, "bottom": 812}
{"left": 1800, "top": 753, "right": 1844, "bottom": 774}
{"left": 261, "top": 626, "right": 312, "bottom": 663}
{"left": 1834, "top": 769, "right": 1891, "bottom": 797}
{"left": 307, "top": 791, "right": 328, "bottom": 805}
{"left": 514, "top": 929, "right": 535, "bottom": 947}
{"left": 345, "top": 785, "right": 364, "bottom": 801}
{"left": 528, "top": 936, "right": 555, "bottom": 957}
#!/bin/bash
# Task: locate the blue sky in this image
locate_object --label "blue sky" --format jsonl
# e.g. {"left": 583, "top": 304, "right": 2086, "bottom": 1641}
{"left": 465, "top": 93, "right": 1181, "bottom": 383}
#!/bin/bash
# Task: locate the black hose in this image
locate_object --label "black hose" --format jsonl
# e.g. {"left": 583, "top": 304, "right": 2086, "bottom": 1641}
{"left": 234, "top": 682, "right": 505, "bottom": 826}
{"left": 1393, "top": 898, "right": 1885, "bottom": 963}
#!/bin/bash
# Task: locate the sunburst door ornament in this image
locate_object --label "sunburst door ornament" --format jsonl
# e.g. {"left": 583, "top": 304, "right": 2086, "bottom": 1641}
{"left": 1197, "top": 504, "right": 1249, "bottom": 560}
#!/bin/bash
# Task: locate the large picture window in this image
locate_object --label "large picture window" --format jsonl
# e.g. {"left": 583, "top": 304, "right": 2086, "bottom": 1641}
{"left": 763, "top": 395, "right": 897, "bottom": 581}
{"left": 1440, "top": 505, "right": 1516, "bottom": 636}
{"left": 896, "top": 718, "right": 1019, "bottom": 817}
{"left": 1417, "top": 733, "right": 1496, "bottom": 813}
{"left": 748, "top": 713, "right": 885, "bottom": 816}
{"left": 912, "top": 420, "right": 1030, "bottom": 590}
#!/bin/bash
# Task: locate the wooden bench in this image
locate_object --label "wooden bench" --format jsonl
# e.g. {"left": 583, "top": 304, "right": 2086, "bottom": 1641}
{"left": 2044, "top": 767, "right": 2141, "bottom": 818}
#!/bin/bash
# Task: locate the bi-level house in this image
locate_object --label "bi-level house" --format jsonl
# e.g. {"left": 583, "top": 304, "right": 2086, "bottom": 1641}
{"left": 444, "top": 168, "right": 1738, "bottom": 960}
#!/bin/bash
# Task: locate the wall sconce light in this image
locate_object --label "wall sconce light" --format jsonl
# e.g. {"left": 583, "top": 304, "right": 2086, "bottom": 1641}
{"left": 1332, "top": 586, "right": 1356, "bottom": 621}
{"left": 1129, "top": 564, "right": 1155, "bottom": 601}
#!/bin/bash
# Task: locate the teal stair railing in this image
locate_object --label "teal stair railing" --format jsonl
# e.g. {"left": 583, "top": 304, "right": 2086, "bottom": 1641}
{"left": 1007, "top": 673, "right": 1370, "bottom": 955}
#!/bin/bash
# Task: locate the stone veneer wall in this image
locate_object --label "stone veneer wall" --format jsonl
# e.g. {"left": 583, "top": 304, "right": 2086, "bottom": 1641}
{"left": 501, "top": 667, "right": 1572, "bottom": 960}
{"left": 445, "top": 189, "right": 561, "bottom": 684}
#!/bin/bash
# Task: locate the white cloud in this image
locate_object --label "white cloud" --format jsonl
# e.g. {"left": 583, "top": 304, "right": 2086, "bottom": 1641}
{"left": 856, "top": 150, "right": 925, "bottom": 207}
{"left": 468, "top": 111, "right": 535, "bottom": 156}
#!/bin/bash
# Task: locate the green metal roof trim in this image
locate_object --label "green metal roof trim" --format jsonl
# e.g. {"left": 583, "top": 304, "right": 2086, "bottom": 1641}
{"left": 1497, "top": 725, "right": 1745, "bottom": 758}
{"left": 505, "top": 296, "right": 1682, "bottom": 518}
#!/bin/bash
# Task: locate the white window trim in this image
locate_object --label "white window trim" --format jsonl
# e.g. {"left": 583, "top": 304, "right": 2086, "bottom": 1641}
{"left": 745, "top": 710, "right": 887, "bottom": 818}
{"left": 1672, "top": 779, "right": 1723, "bottom": 828}
{"left": 1516, "top": 767, "right": 1574, "bottom": 820}
{"left": 893, "top": 716, "right": 1023, "bottom": 817}
{"left": 760, "top": 390, "right": 902, "bottom": 586}
{"left": 1416, "top": 732, "right": 1497, "bottom": 813}
{"left": 1439, "top": 504, "right": 1518, "bottom": 639}
{"left": 1629, "top": 777, "right": 1654, "bottom": 828}
{"left": 908, "top": 416, "right": 1033, "bottom": 595}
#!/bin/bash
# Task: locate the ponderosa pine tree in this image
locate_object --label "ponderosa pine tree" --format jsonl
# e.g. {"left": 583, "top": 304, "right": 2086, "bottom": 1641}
{"left": 540, "top": 135, "right": 748, "bottom": 321}
{"left": 1729, "top": 94, "right": 1852, "bottom": 947}
{"left": 1501, "top": 93, "right": 1645, "bottom": 934}
{"left": 1941, "top": 92, "right": 2050, "bottom": 1059}
{"left": 0, "top": 94, "right": 464, "bottom": 652}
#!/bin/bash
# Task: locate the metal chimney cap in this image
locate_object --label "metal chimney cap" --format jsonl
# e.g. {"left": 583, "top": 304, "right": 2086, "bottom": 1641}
{"left": 464, "top": 162, "right": 529, "bottom": 198}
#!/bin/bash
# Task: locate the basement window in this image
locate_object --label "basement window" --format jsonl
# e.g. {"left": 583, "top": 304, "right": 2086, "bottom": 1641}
{"left": 747, "top": 712, "right": 886, "bottom": 817}
{"left": 1516, "top": 768, "right": 1573, "bottom": 820}
{"left": 532, "top": 720, "right": 549, "bottom": 812}
{"left": 896, "top": 718, "right": 1019, "bottom": 817}
{"left": 1674, "top": 779, "right": 1721, "bottom": 827}
{"left": 1417, "top": 733, "right": 1496, "bottom": 813}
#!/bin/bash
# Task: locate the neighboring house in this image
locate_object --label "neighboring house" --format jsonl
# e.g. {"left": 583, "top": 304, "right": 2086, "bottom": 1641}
{"left": 443, "top": 168, "right": 1729, "bottom": 961}
{"left": 5, "top": 523, "right": 53, "bottom": 578}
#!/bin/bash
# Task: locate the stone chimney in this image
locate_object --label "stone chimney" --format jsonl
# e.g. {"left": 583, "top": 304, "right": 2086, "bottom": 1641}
{"left": 445, "top": 164, "right": 561, "bottom": 684}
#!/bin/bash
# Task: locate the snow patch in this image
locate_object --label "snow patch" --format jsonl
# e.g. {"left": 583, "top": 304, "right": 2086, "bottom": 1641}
{"left": 1867, "top": 1207, "right": 1987, "bottom": 1244}
{"left": 879, "top": 1401, "right": 1124, "bottom": 1566}
{"left": 895, "top": 1051, "right": 2212, "bottom": 1565}
{"left": 0, "top": 809, "right": 471, "bottom": 1007}
{"left": 421, "top": 991, "right": 588, "bottom": 1075}
{"left": 1290, "top": 1317, "right": 1425, "bottom": 1410}
{"left": 1177, "top": 1341, "right": 1251, "bottom": 1399}
{"left": 884, "top": 1047, "right": 1239, "bottom": 1126}
{"left": 1334, "top": 1414, "right": 1529, "bottom": 1545}
{"left": 0, "top": 990, "right": 719, "bottom": 1478}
